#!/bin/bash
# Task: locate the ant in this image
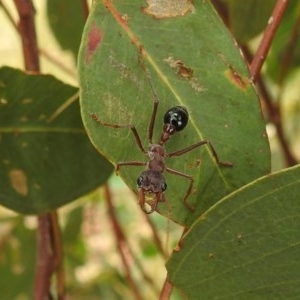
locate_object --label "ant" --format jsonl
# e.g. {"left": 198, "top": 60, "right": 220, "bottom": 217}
{"left": 91, "top": 58, "right": 233, "bottom": 214}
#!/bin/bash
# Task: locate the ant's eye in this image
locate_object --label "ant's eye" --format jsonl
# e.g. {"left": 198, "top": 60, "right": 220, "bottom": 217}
{"left": 163, "top": 106, "right": 188, "bottom": 132}
{"left": 137, "top": 176, "right": 143, "bottom": 187}
{"left": 161, "top": 182, "right": 167, "bottom": 192}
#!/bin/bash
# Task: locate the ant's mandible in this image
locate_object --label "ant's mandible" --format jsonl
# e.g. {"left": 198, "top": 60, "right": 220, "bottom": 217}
{"left": 91, "top": 58, "right": 233, "bottom": 214}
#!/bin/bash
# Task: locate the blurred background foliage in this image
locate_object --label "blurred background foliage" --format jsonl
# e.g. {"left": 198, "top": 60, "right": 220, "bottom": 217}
{"left": 0, "top": 0, "right": 299, "bottom": 299}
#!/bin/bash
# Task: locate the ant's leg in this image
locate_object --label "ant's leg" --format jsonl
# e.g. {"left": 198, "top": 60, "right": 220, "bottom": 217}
{"left": 167, "top": 140, "right": 233, "bottom": 167}
{"left": 115, "top": 161, "right": 146, "bottom": 174}
{"left": 138, "top": 55, "right": 159, "bottom": 143}
{"left": 91, "top": 113, "right": 147, "bottom": 153}
{"left": 165, "top": 167, "right": 195, "bottom": 211}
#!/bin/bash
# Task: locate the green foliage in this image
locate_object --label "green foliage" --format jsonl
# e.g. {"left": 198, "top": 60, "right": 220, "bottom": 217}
{"left": 225, "top": 0, "right": 277, "bottom": 43}
{"left": 167, "top": 164, "right": 300, "bottom": 299}
{"left": 0, "top": 0, "right": 299, "bottom": 299}
{"left": 78, "top": 0, "right": 270, "bottom": 226}
{"left": 47, "top": 0, "right": 86, "bottom": 58}
{"left": 0, "top": 67, "right": 112, "bottom": 213}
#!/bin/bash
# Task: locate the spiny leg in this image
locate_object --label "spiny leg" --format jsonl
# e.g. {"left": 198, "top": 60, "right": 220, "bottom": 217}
{"left": 167, "top": 140, "right": 233, "bottom": 167}
{"left": 91, "top": 113, "right": 147, "bottom": 154}
{"left": 165, "top": 167, "right": 195, "bottom": 211}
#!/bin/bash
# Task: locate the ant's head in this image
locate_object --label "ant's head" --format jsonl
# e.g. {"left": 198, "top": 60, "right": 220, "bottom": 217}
{"left": 163, "top": 106, "right": 189, "bottom": 134}
{"left": 137, "top": 170, "right": 167, "bottom": 213}
{"left": 137, "top": 170, "right": 167, "bottom": 193}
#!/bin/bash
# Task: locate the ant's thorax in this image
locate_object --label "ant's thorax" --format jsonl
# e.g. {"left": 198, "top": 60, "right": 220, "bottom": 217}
{"left": 146, "top": 123, "right": 177, "bottom": 173}
{"left": 147, "top": 144, "right": 165, "bottom": 173}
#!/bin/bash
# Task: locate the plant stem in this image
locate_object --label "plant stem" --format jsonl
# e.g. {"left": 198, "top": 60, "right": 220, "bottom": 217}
{"left": 13, "top": 0, "right": 39, "bottom": 72}
{"left": 34, "top": 214, "right": 55, "bottom": 300}
{"left": 14, "top": 0, "right": 66, "bottom": 298}
{"left": 249, "top": 0, "right": 288, "bottom": 82}
{"left": 159, "top": 277, "right": 173, "bottom": 300}
{"left": 104, "top": 184, "right": 144, "bottom": 300}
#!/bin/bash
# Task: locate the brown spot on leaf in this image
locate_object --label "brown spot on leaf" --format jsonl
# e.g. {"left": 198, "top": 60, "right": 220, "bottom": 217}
{"left": 164, "top": 57, "right": 204, "bottom": 92}
{"left": 142, "top": 0, "right": 194, "bottom": 19}
{"left": 225, "top": 65, "right": 249, "bottom": 90}
{"left": 86, "top": 22, "right": 103, "bottom": 64}
{"left": 9, "top": 169, "right": 28, "bottom": 196}
{"left": 164, "top": 57, "right": 193, "bottom": 78}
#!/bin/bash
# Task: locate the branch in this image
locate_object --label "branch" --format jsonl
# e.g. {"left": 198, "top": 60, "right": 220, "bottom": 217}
{"left": 34, "top": 214, "right": 55, "bottom": 300}
{"left": 14, "top": 0, "right": 39, "bottom": 72}
{"left": 13, "top": 1, "right": 66, "bottom": 298}
{"left": 159, "top": 277, "right": 173, "bottom": 300}
{"left": 249, "top": 0, "right": 288, "bottom": 82}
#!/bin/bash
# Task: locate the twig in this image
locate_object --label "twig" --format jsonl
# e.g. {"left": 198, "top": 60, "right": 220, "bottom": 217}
{"left": 14, "top": 0, "right": 39, "bottom": 72}
{"left": 13, "top": 0, "right": 66, "bottom": 298}
{"left": 104, "top": 184, "right": 144, "bottom": 300}
{"left": 50, "top": 212, "right": 66, "bottom": 300}
{"left": 257, "top": 76, "right": 297, "bottom": 166}
{"left": 159, "top": 277, "right": 173, "bottom": 300}
{"left": 242, "top": 45, "right": 298, "bottom": 166}
{"left": 249, "top": 0, "right": 288, "bottom": 82}
{"left": 1, "top": 1, "right": 77, "bottom": 79}
{"left": 34, "top": 214, "right": 55, "bottom": 300}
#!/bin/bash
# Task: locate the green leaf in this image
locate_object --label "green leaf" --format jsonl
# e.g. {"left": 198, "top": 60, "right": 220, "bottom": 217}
{"left": 225, "top": 0, "right": 277, "bottom": 43}
{"left": 167, "top": 164, "right": 300, "bottom": 299}
{"left": 46, "top": 0, "right": 86, "bottom": 58}
{"left": 0, "top": 67, "right": 112, "bottom": 214}
{"left": 78, "top": 0, "right": 270, "bottom": 226}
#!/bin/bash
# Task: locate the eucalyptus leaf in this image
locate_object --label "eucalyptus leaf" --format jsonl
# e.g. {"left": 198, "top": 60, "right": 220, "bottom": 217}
{"left": 46, "top": 0, "right": 86, "bottom": 58}
{"left": 167, "top": 164, "right": 300, "bottom": 299}
{"left": 0, "top": 67, "right": 112, "bottom": 214}
{"left": 78, "top": 0, "right": 270, "bottom": 226}
{"left": 226, "top": 0, "right": 276, "bottom": 43}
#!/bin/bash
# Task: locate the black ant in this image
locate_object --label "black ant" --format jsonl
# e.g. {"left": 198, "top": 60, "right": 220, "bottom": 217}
{"left": 91, "top": 59, "right": 233, "bottom": 214}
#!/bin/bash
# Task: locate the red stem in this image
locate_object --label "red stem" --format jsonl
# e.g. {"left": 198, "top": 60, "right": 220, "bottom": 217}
{"left": 249, "top": 0, "right": 288, "bottom": 82}
{"left": 13, "top": 0, "right": 39, "bottom": 72}
{"left": 34, "top": 214, "right": 55, "bottom": 300}
{"left": 159, "top": 277, "right": 173, "bottom": 300}
{"left": 13, "top": 1, "right": 66, "bottom": 298}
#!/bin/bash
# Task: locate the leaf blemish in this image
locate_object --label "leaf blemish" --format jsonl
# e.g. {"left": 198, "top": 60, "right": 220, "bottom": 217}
{"left": 225, "top": 65, "right": 249, "bottom": 90}
{"left": 0, "top": 98, "right": 8, "bottom": 105}
{"left": 164, "top": 57, "right": 194, "bottom": 78}
{"left": 109, "top": 55, "right": 140, "bottom": 87}
{"left": 86, "top": 22, "right": 103, "bottom": 64}
{"left": 22, "top": 98, "right": 33, "bottom": 104}
{"left": 9, "top": 168, "right": 29, "bottom": 196}
{"left": 142, "top": 0, "right": 194, "bottom": 19}
{"left": 164, "top": 57, "right": 205, "bottom": 92}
